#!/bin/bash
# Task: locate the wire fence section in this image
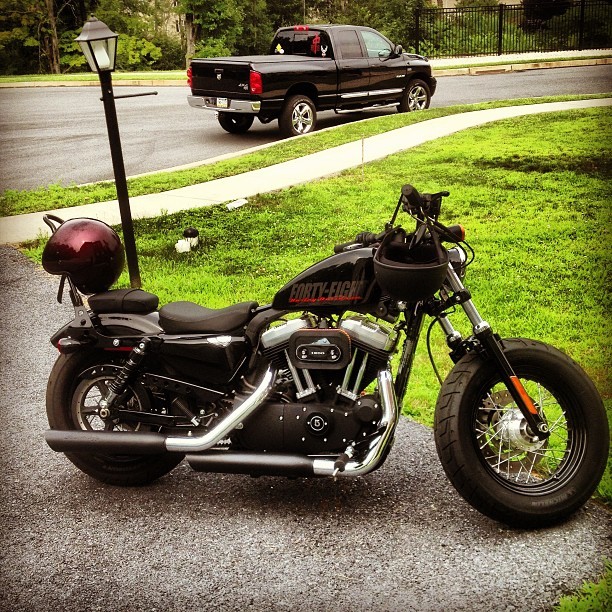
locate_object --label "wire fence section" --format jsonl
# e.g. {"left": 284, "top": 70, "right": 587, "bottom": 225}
{"left": 414, "top": 0, "right": 612, "bottom": 58}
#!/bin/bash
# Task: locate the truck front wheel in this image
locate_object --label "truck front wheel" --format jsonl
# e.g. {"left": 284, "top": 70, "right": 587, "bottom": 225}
{"left": 279, "top": 95, "right": 317, "bottom": 137}
{"left": 218, "top": 112, "right": 255, "bottom": 134}
{"left": 398, "top": 79, "right": 431, "bottom": 112}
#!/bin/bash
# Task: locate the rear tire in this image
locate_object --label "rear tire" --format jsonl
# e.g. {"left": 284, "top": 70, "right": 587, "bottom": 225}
{"left": 279, "top": 95, "right": 317, "bottom": 137}
{"left": 218, "top": 112, "right": 254, "bottom": 134}
{"left": 46, "top": 351, "right": 184, "bottom": 486}
{"left": 434, "top": 338, "right": 609, "bottom": 527}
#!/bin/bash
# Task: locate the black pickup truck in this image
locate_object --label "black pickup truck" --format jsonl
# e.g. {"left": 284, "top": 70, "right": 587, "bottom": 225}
{"left": 187, "top": 25, "right": 437, "bottom": 137}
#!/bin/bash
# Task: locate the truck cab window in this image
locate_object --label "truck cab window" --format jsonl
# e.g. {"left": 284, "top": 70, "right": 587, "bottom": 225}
{"left": 336, "top": 30, "right": 364, "bottom": 59}
{"left": 271, "top": 30, "right": 333, "bottom": 58}
{"left": 361, "top": 30, "right": 393, "bottom": 58}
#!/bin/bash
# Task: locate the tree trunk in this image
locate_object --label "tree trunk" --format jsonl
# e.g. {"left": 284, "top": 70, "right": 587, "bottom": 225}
{"left": 184, "top": 13, "right": 200, "bottom": 68}
{"left": 45, "top": 0, "right": 61, "bottom": 74}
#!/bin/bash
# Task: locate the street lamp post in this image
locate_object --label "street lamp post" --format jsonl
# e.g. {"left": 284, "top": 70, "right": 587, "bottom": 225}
{"left": 76, "top": 16, "right": 141, "bottom": 289}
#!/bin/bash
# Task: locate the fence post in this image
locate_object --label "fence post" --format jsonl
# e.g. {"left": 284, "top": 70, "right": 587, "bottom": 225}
{"left": 578, "top": 0, "right": 586, "bottom": 51}
{"left": 415, "top": 8, "right": 421, "bottom": 55}
{"left": 497, "top": 3, "right": 505, "bottom": 55}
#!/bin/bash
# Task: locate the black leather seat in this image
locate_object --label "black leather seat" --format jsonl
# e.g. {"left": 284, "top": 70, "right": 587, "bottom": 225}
{"left": 159, "top": 301, "right": 258, "bottom": 334}
{"left": 88, "top": 289, "right": 159, "bottom": 314}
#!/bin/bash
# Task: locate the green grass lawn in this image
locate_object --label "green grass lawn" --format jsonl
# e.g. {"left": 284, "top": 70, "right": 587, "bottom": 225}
{"left": 20, "top": 104, "right": 611, "bottom": 609}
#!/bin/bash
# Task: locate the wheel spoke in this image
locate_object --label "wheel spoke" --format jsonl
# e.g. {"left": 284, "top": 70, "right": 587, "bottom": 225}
{"left": 472, "top": 378, "right": 576, "bottom": 485}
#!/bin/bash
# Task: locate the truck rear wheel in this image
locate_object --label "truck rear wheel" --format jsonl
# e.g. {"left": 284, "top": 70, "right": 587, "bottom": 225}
{"left": 218, "top": 112, "right": 255, "bottom": 134}
{"left": 279, "top": 95, "right": 317, "bottom": 137}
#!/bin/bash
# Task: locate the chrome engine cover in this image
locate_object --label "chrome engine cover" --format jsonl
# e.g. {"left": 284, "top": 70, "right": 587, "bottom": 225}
{"left": 339, "top": 316, "right": 397, "bottom": 352}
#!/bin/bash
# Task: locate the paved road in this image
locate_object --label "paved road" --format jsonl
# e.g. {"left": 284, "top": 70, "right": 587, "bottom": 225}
{"left": 0, "top": 65, "right": 610, "bottom": 191}
{"left": 0, "top": 246, "right": 610, "bottom": 611}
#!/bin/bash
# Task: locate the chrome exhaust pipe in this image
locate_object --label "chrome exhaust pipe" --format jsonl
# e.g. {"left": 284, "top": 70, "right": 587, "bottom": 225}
{"left": 185, "top": 369, "right": 399, "bottom": 478}
{"left": 313, "top": 369, "right": 398, "bottom": 477}
{"left": 46, "top": 367, "right": 398, "bottom": 479}
{"left": 164, "top": 367, "right": 276, "bottom": 453}
{"left": 45, "top": 367, "right": 277, "bottom": 455}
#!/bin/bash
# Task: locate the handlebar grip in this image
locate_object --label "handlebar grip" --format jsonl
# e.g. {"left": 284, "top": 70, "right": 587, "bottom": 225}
{"left": 333, "top": 231, "right": 382, "bottom": 253}
{"left": 354, "top": 232, "right": 379, "bottom": 245}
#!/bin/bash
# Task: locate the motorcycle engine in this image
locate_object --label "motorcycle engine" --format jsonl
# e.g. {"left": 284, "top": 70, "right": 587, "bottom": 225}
{"left": 236, "top": 316, "right": 398, "bottom": 454}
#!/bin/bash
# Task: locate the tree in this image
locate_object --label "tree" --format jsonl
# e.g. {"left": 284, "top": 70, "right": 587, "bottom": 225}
{"left": 522, "top": 0, "right": 572, "bottom": 22}
{"left": 0, "top": 0, "right": 90, "bottom": 74}
{"left": 178, "top": 0, "right": 246, "bottom": 63}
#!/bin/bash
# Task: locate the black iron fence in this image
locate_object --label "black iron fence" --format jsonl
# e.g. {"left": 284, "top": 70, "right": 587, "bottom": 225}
{"left": 413, "top": 0, "right": 612, "bottom": 57}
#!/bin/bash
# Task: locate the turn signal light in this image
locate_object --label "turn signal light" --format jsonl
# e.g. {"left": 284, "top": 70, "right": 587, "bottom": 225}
{"left": 250, "top": 70, "right": 263, "bottom": 95}
{"left": 187, "top": 65, "right": 192, "bottom": 88}
{"left": 446, "top": 224, "right": 466, "bottom": 242}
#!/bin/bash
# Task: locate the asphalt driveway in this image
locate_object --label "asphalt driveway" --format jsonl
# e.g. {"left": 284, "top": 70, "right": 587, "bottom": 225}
{"left": 0, "top": 246, "right": 610, "bottom": 611}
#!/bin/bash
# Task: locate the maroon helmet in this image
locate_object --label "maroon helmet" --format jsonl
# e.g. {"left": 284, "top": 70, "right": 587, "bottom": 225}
{"left": 42, "top": 218, "right": 125, "bottom": 294}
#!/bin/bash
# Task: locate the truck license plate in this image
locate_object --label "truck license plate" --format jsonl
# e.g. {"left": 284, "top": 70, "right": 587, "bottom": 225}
{"left": 216, "top": 97, "right": 228, "bottom": 108}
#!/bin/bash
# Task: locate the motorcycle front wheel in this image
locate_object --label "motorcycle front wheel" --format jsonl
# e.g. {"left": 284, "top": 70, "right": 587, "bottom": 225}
{"left": 47, "top": 350, "right": 184, "bottom": 486}
{"left": 434, "top": 338, "right": 609, "bottom": 527}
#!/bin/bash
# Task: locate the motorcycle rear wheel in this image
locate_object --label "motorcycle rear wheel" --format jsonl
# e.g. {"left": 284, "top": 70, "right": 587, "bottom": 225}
{"left": 47, "top": 350, "right": 184, "bottom": 486}
{"left": 434, "top": 338, "right": 609, "bottom": 527}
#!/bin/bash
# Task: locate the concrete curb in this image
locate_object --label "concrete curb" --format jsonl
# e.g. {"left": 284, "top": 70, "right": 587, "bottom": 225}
{"left": 1, "top": 97, "right": 610, "bottom": 245}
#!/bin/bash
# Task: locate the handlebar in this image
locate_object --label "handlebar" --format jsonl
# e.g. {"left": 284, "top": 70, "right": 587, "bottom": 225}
{"left": 333, "top": 231, "right": 385, "bottom": 253}
{"left": 401, "top": 184, "right": 450, "bottom": 219}
{"left": 333, "top": 186, "right": 462, "bottom": 254}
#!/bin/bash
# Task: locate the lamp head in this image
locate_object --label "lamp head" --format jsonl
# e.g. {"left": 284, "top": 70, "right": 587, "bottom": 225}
{"left": 76, "top": 16, "right": 118, "bottom": 73}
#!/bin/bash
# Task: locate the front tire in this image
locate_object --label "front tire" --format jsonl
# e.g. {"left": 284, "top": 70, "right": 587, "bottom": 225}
{"left": 218, "top": 112, "right": 254, "bottom": 134}
{"left": 279, "top": 95, "right": 317, "bottom": 137}
{"left": 398, "top": 78, "right": 431, "bottom": 112}
{"left": 46, "top": 351, "right": 184, "bottom": 486}
{"left": 434, "top": 338, "right": 609, "bottom": 527}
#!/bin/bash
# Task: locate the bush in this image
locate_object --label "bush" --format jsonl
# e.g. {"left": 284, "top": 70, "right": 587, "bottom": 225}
{"left": 115, "top": 34, "right": 162, "bottom": 71}
{"left": 150, "top": 34, "right": 184, "bottom": 70}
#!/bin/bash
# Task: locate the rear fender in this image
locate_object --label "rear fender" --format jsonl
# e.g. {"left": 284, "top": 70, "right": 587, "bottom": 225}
{"left": 51, "top": 310, "right": 162, "bottom": 352}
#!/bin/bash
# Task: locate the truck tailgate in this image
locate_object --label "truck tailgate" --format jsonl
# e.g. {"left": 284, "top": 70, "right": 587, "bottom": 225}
{"left": 190, "top": 59, "right": 252, "bottom": 96}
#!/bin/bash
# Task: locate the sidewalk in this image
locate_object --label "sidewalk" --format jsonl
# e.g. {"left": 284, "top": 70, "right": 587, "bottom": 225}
{"left": 431, "top": 51, "right": 610, "bottom": 76}
{"left": 1, "top": 97, "right": 610, "bottom": 245}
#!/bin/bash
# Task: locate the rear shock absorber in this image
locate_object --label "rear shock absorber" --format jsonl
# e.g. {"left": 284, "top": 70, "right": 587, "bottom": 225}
{"left": 98, "top": 338, "right": 150, "bottom": 417}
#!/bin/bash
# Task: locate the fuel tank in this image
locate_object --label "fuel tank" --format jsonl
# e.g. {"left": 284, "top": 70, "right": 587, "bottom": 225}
{"left": 272, "top": 248, "right": 381, "bottom": 312}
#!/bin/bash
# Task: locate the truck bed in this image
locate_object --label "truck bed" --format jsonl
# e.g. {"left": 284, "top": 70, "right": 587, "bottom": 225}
{"left": 190, "top": 55, "right": 333, "bottom": 97}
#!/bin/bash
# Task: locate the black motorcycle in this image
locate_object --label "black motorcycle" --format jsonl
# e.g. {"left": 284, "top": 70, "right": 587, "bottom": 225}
{"left": 42, "top": 185, "right": 608, "bottom": 527}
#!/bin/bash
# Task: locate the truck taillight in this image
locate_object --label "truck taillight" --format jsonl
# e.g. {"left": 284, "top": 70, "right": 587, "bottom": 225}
{"left": 187, "top": 65, "right": 192, "bottom": 88}
{"left": 250, "top": 70, "right": 263, "bottom": 95}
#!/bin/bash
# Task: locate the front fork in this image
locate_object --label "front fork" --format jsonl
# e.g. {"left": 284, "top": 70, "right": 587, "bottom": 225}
{"left": 440, "top": 267, "right": 550, "bottom": 440}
